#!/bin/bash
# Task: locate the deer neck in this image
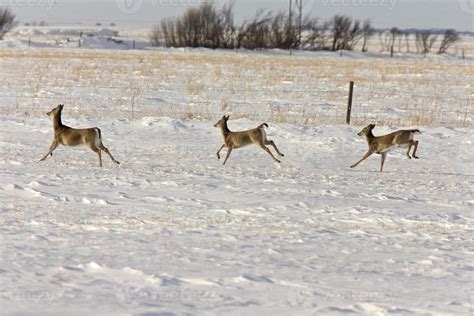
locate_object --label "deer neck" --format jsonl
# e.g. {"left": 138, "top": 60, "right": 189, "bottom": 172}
{"left": 365, "top": 131, "right": 375, "bottom": 144}
{"left": 220, "top": 123, "right": 231, "bottom": 139}
{"left": 52, "top": 112, "right": 64, "bottom": 131}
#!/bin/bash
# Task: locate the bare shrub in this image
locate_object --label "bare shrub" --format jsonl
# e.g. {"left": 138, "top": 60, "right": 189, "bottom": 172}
{"left": 438, "top": 29, "right": 460, "bottom": 54}
{"left": 403, "top": 31, "right": 411, "bottom": 53}
{"left": 269, "top": 11, "right": 298, "bottom": 49}
{"left": 378, "top": 31, "right": 389, "bottom": 52}
{"left": 330, "top": 15, "right": 362, "bottom": 51}
{"left": 236, "top": 10, "right": 272, "bottom": 49}
{"left": 147, "top": 6, "right": 462, "bottom": 58}
{"left": 301, "top": 19, "right": 330, "bottom": 51}
{"left": 236, "top": 8, "right": 311, "bottom": 50}
{"left": 0, "top": 7, "right": 18, "bottom": 40}
{"left": 361, "top": 19, "right": 375, "bottom": 52}
{"left": 416, "top": 30, "right": 437, "bottom": 54}
{"left": 149, "top": 25, "right": 162, "bottom": 47}
{"left": 151, "top": 2, "right": 236, "bottom": 49}
{"left": 389, "top": 27, "right": 401, "bottom": 53}
{"left": 151, "top": 4, "right": 368, "bottom": 52}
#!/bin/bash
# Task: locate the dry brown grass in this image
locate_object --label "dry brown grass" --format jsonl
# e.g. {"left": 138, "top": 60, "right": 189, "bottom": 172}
{"left": 0, "top": 48, "right": 472, "bottom": 126}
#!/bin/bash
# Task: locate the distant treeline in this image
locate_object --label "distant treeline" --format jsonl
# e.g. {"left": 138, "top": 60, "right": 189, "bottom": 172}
{"left": 149, "top": 2, "right": 461, "bottom": 55}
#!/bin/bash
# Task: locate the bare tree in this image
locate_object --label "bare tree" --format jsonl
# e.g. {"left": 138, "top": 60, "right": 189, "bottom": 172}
{"left": 416, "top": 30, "right": 437, "bottom": 54}
{"left": 149, "top": 25, "right": 162, "bottom": 47}
{"left": 300, "top": 18, "right": 328, "bottom": 50}
{"left": 220, "top": 3, "right": 236, "bottom": 48}
{"left": 269, "top": 11, "right": 297, "bottom": 49}
{"left": 331, "top": 15, "right": 349, "bottom": 51}
{"left": 151, "top": 3, "right": 380, "bottom": 52}
{"left": 361, "top": 19, "right": 374, "bottom": 52}
{"left": 403, "top": 31, "right": 411, "bottom": 52}
{"left": 236, "top": 10, "right": 272, "bottom": 49}
{"left": 438, "top": 29, "right": 460, "bottom": 54}
{"left": 150, "top": 2, "right": 237, "bottom": 49}
{"left": 157, "top": 17, "right": 177, "bottom": 47}
{"left": 293, "top": 0, "right": 304, "bottom": 47}
{"left": 397, "top": 31, "right": 404, "bottom": 52}
{"left": 237, "top": 8, "right": 303, "bottom": 50}
{"left": 348, "top": 19, "right": 363, "bottom": 50}
{"left": 389, "top": 27, "right": 401, "bottom": 53}
{"left": 378, "top": 31, "right": 387, "bottom": 51}
{"left": 330, "top": 15, "right": 362, "bottom": 51}
{"left": 317, "top": 20, "right": 332, "bottom": 50}
{"left": 0, "top": 7, "right": 18, "bottom": 40}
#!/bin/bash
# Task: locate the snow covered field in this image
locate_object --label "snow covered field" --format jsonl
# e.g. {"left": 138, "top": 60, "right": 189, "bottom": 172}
{"left": 1, "top": 30, "right": 473, "bottom": 127}
{"left": 0, "top": 33, "right": 473, "bottom": 315}
{"left": 1, "top": 115, "right": 473, "bottom": 315}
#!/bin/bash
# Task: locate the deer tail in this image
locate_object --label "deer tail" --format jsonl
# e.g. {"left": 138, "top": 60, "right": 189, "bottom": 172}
{"left": 411, "top": 129, "right": 421, "bottom": 134}
{"left": 95, "top": 127, "right": 102, "bottom": 139}
{"left": 94, "top": 127, "right": 102, "bottom": 147}
{"left": 258, "top": 123, "right": 269, "bottom": 129}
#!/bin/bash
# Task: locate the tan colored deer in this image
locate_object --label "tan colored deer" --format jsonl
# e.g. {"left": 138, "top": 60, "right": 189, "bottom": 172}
{"left": 213, "top": 115, "right": 284, "bottom": 165}
{"left": 350, "top": 123, "right": 420, "bottom": 172}
{"left": 39, "top": 104, "right": 120, "bottom": 167}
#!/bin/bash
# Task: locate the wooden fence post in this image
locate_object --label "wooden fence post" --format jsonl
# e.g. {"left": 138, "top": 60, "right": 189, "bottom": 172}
{"left": 346, "top": 81, "right": 354, "bottom": 124}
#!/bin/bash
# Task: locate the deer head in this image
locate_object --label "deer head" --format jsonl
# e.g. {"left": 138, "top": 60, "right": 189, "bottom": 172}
{"left": 214, "top": 115, "right": 230, "bottom": 128}
{"left": 357, "top": 123, "right": 375, "bottom": 136}
{"left": 47, "top": 104, "right": 64, "bottom": 118}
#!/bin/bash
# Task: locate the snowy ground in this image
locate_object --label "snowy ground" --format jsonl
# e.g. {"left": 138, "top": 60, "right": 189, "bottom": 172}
{"left": 0, "top": 47, "right": 472, "bottom": 127}
{"left": 0, "top": 115, "right": 473, "bottom": 315}
{"left": 0, "top": 28, "right": 473, "bottom": 314}
{"left": 1, "top": 26, "right": 473, "bottom": 129}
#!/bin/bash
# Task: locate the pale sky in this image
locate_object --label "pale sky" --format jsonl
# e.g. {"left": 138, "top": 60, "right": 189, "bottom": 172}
{"left": 5, "top": 0, "right": 474, "bottom": 31}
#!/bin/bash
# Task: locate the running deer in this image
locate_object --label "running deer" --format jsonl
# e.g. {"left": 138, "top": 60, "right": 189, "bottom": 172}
{"left": 350, "top": 123, "right": 420, "bottom": 172}
{"left": 39, "top": 104, "right": 120, "bottom": 167}
{"left": 213, "top": 115, "right": 284, "bottom": 165}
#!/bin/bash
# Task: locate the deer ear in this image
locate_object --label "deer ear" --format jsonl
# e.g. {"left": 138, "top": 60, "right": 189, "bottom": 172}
{"left": 225, "top": 115, "right": 230, "bottom": 120}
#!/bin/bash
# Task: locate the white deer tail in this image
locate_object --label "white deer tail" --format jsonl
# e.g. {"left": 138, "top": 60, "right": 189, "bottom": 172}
{"left": 94, "top": 127, "right": 102, "bottom": 147}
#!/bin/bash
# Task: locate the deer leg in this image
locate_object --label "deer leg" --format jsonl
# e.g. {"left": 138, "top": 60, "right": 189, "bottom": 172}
{"left": 380, "top": 153, "right": 387, "bottom": 172}
{"left": 222, "top": 147, "right": 233, "bottom": 165}
{"left": 216, "top": 144, "right": 226, "bottom": 160}
{"left": 350, "top": 150, "right": 373, "bottom": 168}
{"left": 265, "top": 140, "right": 284, "bottom": 157}
{"left": 88, "top": 145, "right": 102, "bottom": 167}
{"left": 40, "top": 140, "right": 59, "bottom": 161}
{"left": 97, "top": 150, "right": 102, "bottom": 167}
{"left": 406, "top": 142, "right": 413, "bottom": 159}
{"left": 412, "top": 140, "right": 419, "bottom": 159}
{"left": 98, "top": 144, "right": 120, "bottom": 164}
{"left": 259, "top": 144, "right": 281, "bottom": 163}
